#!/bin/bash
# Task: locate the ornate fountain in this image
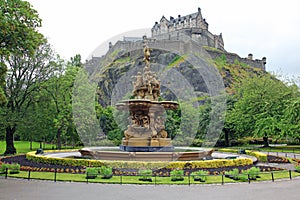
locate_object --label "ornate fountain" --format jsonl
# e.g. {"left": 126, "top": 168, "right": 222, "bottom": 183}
{"left": 79, "top": 38, "right": 213, "bottom": 161}
{"left": 117, "top": 41, "right": 178, "bottom": 152}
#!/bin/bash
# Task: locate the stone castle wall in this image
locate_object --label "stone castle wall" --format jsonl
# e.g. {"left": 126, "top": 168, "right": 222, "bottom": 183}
{"left": 205, "top": 49, "right": 266, "bottom": 70}
{"left": 106, "top": 39, "right": 266, "bottom": 71}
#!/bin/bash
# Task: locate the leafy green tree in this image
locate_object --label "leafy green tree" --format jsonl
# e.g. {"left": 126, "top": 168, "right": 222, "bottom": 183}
{"left": 16, "top": 93, "right": 56, "bottom": 149}
{"left": 2, "top": 41, "right": 55, "bottom": 154}
{"left": 226, "top": 74, "right": 297, "bottom": 147}
{"left": 72, "top": 66, "right": 98, "bottom": 146}
{"left": 0, "top": 0, "right": 44, "bottom": 105}
{"left": 279, "top": 83, "right": 300, "bottom": 142}
{"left": 43, "top": 56, "right": 81, "bottom": 149}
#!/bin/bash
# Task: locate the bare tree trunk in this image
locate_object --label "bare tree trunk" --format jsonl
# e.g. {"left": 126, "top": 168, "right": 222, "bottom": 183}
{"left": 263, "top": 136, "right": 269, "bottom": 147}
{"left": 57, "top": 128, "right": 62, "bottom": 150}
{"left": 5, "top": 126, "right": 16, "bottom": 155}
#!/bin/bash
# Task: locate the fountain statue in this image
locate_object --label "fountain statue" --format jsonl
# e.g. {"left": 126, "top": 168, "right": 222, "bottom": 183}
{"left": 117, "top": 39, "right": 178, "bottom": 152}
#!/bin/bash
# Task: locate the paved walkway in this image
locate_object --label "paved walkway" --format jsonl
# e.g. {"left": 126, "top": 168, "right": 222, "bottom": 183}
{"left": 1, "top": 178, "right": 300, "bottom": 200}
{"left": 263, "top": 151, "right": 300, "bottom": 159}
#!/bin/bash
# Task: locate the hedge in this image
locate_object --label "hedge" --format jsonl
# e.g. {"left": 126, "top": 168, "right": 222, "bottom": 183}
{"left": 245, "top": 150, "right": 268, "bottom": 162}
{"left": 26, "top": 151, "right": 253, "bottom": 170}
{"left": 217, "top": 149, "right": 268, "bottom": 162}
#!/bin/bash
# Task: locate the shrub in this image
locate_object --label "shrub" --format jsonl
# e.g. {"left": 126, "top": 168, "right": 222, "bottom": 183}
{"left": 295, "top": 166, "right": 300, "bottom": 173}
{"left": 139, "top": 169, "right": 152, "bottom": 179}
{"left": 0, "top": 163, "right": 9, "bottom": 173}
{"left": 245, "top": 150, "right": 267, "bottom": 162}
{"left": 9, "top": 163, "right": 20, "bottom": 174}
{"left": 191, "top": 170, "right": 208, "bottom": 182}
{"left": 226, "top": 168, "right": 239, "bottom": 180}
{"left": 218, "top": 149, "right": 268, "bottom": 162}
{"left": 218, "top": 149, "right": 238, "bottom": 154}
{"left": 246, "top": 167, "right": 260, "bottom": 179}
{"left": 170, "top": 169, "right": 184, "bottom": 179}
{"left": 99, "top": 166, "right": 113, "bottom": 178}
{"left": 86, "top": 167, "right": 98, "bottom": 175}
{"left": 0, "top": 163, "right": 20, "bottom": 174}
{"left": 86, "top": 167, "right": 98, "bottom": 179}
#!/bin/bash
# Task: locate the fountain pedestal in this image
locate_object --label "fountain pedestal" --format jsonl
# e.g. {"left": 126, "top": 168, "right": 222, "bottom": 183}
{"left": 116, "top": 99, "right": 178, "bottom": 152}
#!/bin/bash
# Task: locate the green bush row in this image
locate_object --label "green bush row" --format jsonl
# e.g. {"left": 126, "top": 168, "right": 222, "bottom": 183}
{"left": 26, "top": 151, "right": 253, "bottom": 170}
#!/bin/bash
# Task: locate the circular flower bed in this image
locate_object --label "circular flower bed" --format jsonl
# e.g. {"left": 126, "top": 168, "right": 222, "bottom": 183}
{"left": 0, "top": 151, "right": 284, "bottom": 176}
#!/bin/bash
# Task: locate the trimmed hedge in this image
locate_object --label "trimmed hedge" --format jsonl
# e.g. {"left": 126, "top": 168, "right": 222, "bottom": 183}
{"left": 218, "top": 149, "right": 268, "bottom": 162}
{"left": 26, "top": 150, "right": 253, "bottom": 170}
{"left": 245, "top": 150, "right": 268, "bottom": 162}
{"left": 26, "top": 151, "right": 105, "bottom": 167}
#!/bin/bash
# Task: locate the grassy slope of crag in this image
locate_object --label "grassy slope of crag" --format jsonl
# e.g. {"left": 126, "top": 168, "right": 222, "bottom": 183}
{"left": 92, "top": 46, "right": 267, "bottom": 107}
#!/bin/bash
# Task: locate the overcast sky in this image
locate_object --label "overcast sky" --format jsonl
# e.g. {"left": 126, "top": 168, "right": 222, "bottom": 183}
{"left": 27, "top": 0, "right": 300, "bottom": 78}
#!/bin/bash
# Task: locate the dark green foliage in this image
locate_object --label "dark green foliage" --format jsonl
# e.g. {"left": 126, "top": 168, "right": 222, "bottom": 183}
{"left": 85, "top": 167, "right": 98, "bottom": 179}
{"left": 225, "top": 75, "right": 299, "bottom": 146}
{"left": 99, "top": 166, "right": 113, "bottom": 178}
{"left": 225, "top": 168, "right": 239, "bottom": 180}
{"left": 191, "top": 170, "right": 208, "bottom": 182}
{"left": 0, "top": 163, "right": 20, "bottom": 174}
{"left": 170, "top": 169, "right": 184, "bottom": 181}
{"left": 139, "top": 169, "right": 152, "bottom": 179}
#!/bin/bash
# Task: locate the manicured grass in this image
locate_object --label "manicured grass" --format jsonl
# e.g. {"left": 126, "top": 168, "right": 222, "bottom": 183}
{"left": 0, "top": 141, "right": 81, "bottom": 155}
{"left": 258, "top": 146, "right": 300, "bottom": 154}
{"left": 3, "top": 170, "right": 300, "bottom": 185}
{"left": 218, "top": 145, "right": 300, "bottom": 154}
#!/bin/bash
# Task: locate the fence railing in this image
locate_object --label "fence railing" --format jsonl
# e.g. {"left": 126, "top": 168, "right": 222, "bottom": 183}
{"left": 1, "top": 169, "right": 299, "bottom": 186}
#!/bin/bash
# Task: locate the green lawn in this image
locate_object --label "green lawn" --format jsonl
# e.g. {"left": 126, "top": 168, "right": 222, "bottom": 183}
{"left": 3, "top": 170, "right": 300, "bottom": 185}
{"left": 219, "top": 145, "right": 300, "bottom": 154}
{"left": 0, "top": 141, "right": 80, "bottom": 155}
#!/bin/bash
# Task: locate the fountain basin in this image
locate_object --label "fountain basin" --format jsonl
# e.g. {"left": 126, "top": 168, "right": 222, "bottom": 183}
{"left": 79, "top": 147, "right": 213, "bottom": 161}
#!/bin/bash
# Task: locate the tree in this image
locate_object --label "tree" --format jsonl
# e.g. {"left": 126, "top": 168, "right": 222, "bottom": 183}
{"left": 72, "top": 66, "right": 98, "bottom": 146}
{"left": 0, "top": 0, "right": 44, "bottom": 105}
{"left": 280, "top": 83, "right": 300, "bottom": 142}
{"left": 226, "top": 74, "right": 297, "bottom": 147}
{"left": 16, "top": 94, "right": 56, "bottom": 149}
{"left": 2, "top": 41, "right": 55, "bottom": 154}
{"left": 43, "top": 55, "right": 83, "bottom": 149}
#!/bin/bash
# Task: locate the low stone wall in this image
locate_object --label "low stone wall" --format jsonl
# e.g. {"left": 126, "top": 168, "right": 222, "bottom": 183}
{"left": 205, "top": 49, "right": 266, "bottom": 70}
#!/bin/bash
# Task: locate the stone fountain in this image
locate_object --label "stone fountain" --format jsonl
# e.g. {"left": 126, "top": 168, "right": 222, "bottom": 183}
{"left": 117, "top": 41, "right": 178, "bottom": 152}
{"left": 79, "top": 38, "right": 213, "bottom": 161}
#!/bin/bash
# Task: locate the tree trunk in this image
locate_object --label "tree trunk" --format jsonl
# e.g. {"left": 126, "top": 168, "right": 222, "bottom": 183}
{"left": 224, "top": 128, "right": 230, "bottom": 147}
{"left": 263, "top": 136, "right": 269, "bottom": 147}
{"left": 5, "top": 126, "right": 16, "bottom": 155}
{"left": 57, "top": 128, "right": 62, "bottom": 150}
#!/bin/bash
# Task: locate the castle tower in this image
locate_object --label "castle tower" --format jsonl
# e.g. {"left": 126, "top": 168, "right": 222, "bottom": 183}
{"left": 151, "top": 7, "right": 225, "bottom": 51}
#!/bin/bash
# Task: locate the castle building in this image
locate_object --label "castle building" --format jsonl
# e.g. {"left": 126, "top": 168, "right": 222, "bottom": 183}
{"left": 151, "top": 8, "right": 225, "bottom": 51}
{"left": 86, "top": 7, "right": 266, "bottom": 73}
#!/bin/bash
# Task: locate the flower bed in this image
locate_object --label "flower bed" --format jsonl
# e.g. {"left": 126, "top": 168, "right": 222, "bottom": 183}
{"left": 26, "top": 151, "right": 253, "bottom": 171}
